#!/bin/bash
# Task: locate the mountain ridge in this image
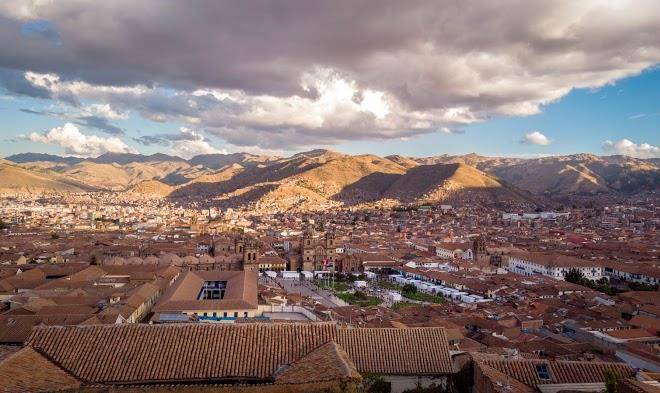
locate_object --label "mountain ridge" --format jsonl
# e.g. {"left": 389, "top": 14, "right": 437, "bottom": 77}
{"left": 2, "top": 150, "right": 658, "bottom": 210}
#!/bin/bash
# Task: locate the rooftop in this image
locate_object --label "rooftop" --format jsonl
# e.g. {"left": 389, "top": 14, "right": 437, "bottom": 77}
{"left": 153, "top": 270, "right": 259, "bottom": 312}
{"left": 0, "top": 323, "right": 454, "bottom": 390}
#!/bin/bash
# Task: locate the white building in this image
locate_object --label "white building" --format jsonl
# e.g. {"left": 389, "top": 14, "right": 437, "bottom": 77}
{"left": 604, "top": 265, "right": 659, "bottom": 286}
{"left": 435, "top": 242, "right": 473, "bottom": 260}
{"left": 507, "top": 253, "right": 604, "bottom": 280}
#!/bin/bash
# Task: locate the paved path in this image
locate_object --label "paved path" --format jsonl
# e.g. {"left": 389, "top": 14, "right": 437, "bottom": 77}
{"left": 268, "top": 277, "right": 348, "bottom": 308}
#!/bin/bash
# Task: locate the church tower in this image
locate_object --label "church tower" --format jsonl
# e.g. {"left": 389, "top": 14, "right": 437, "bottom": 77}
{"left": 473, "top": 236, "right": 486, "bottom": 261}
{"left": 301, "top": 225, "right": 315, "bottom": 265}
{"left": 325, "top": 230, "right": 336, "bottom": 262}
{"left": 242, "top": 239, "right": 259, "bottom": 270}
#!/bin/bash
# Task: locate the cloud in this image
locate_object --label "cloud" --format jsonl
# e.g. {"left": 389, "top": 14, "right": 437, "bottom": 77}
{"left": 74, "top": 115, "right": 124, "bottom": 136}
{"left": 170, "top": 128, "right": 226, "bottom": 158}
{"left": 0, "top": 1, "right": 659, "bottom": 149}
{"left": 133, "top": 127, "right": 226, "bottom": 158}
{"left": 521, "top": 131, "right": 551, "bottom": 145}
{"left": 602, "top": 139, "right": 660, "bottom": 158}
{"left": 24, "top": 123, "right": 137, "bottom": 157}
{"left": 83, "top": 104, "right": 127, "bottom": 120}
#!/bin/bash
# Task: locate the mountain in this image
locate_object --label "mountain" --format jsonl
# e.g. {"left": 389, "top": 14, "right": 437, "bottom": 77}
{"left": 2, "top": 150, "right": 658, "bottom": 210}
{"left": 291, "top": 154, "right": 407, "bottom": 200}
{"left": 128, "top": 180, "right": 175, "bottom": 197}
{"left": 384, "top": 155, "right": 419, "bottom": 169}
{"left": 5, "top": 153, "right": 84, "bottom": 165}
{"left": 188, "top": 153, "right": 276, "bottom": 169}
{"left": 92, "top": 152, "right": 186, "bottom": 165}
{"left": 487, "top": 154, "right": 659, "bottom": 195}
{"left": 0, "top": 161, "right": 92, "bottom": 193}
{"left": 383, "top": 162, "right": 528, "bottom": 203}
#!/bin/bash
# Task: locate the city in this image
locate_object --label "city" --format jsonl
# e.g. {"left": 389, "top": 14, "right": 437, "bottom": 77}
{"left": 0, "top": 1, "right": 659, "bottom": 393}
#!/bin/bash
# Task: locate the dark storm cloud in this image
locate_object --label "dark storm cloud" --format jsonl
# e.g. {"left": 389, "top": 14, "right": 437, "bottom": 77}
{"left": 0, "top": 68, "right": 51, "bottom": 98}
{"left": 1, "top": 1, "right": 659, "bottom": 149}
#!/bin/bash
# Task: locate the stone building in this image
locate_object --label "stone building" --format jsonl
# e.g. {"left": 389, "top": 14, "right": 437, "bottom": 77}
{"left": 300, "top": 224, "right": 336, "bottom": 271}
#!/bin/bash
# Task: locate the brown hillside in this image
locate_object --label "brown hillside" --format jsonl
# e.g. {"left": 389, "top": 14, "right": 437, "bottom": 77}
{"left": 384, "top": 163, "right": 521, "bottom": 203}
{"left": 128, "top": 180, "right": 175, "bottom": 197}
{"left": 0, "top": 162, "right": 90, "bottom": 193}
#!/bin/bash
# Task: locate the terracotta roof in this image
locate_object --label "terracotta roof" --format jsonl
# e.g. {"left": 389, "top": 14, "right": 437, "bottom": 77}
{"left": 0, "top": 314, "right": 91, "bottom": 343}
{"left": 15, "top": 323, "right": 453, "bottom": 385}
{"left": 0, "top": 347, "right": 81, "bottom": 392}
{"left": 472, "top": 353, "right": 635, "bottom": 386}
{"left": 629, "top": 315, "right": 660, "bottom": 334}
{"left": 618, "top": 378, "right": 660, "bottom": 393}
{"left": 153, "top": 270, "right": 258, "bottom": 312}
{"left": 273, "top": 341, "right": 361, "bottom": 384}
{"left": 606, "top": 328, "right": 656, "bottom": 340}
{"left": 336, "top": 326, "right": 452, "bottom": 375}
{"left": 509, "top": 252, "right": 602, "bottom": 268}
{"left": 475, "top": 360, "right": 535, "bottom": 393}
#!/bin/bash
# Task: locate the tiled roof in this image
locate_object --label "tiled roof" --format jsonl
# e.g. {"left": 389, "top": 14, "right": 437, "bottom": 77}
{"left": 472, "top": 353, "right": 635, "bottom": 387}
{"left": 18, "top": 323, "right": 452, "bottom": 385}
{"left": 273, "top": 341, "right": 361, "bottom": 384}
{"left": 476, "top": 360, "right": 535, "bottom": 393}
{"left": 0, "top": 314, "right": 91, "bottom": 343}
{"left": 153, "top": 270, "right": 258, "bottom": 312}
{"left": 0, "top": 347, "right": 81, "bottom": 393}
{"left": 337, "top": 327, "right": 452, "bottom": 375}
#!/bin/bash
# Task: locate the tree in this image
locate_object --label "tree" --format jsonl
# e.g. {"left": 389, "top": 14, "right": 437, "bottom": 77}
{"left": 354, "top": 290, "right": 368, "bottom": 300}
{"left": 362, "top": 374, "right": 391, "bottom": 393}
{"left": 564, "top": 268, "right": 584, "bottom": 284}
{"left": 402, "top": 284, "right": 417, "bottom": 295}
{"left": 603, "top": 369, "right": 619, "bottom": 393}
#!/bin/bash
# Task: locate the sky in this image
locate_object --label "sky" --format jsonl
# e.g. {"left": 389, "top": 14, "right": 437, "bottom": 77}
{"left": 0, "top": 1, "right": 658, "bottom": 159}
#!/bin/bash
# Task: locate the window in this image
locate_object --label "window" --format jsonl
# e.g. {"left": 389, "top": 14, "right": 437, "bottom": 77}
{"left": 234, "top": 312, "right": 238, "bottom": 318}
{"left": 535, "top": 364, "right": 550, "bottom": 380}
{"left": 244, "top": 312, "right": 248, "bottom": 318}
{"left": 212, "top": 312, "right": 217, "bottom": 317}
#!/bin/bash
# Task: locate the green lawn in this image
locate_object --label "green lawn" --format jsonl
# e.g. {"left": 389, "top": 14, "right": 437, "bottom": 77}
{"left": 391, "top": 301, "right": 419, "bottom": 311}
{"left": 403, "top": 290, "right": 446, "bottom": 304}
{"left": 336, "top": 292, "right": 381, "bottom": 307}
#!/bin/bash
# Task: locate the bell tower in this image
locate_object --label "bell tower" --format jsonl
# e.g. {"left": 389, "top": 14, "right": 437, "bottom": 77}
{"left": 325, "top": 230, "right": 336, "bottom": 261}
{"left": 473, "top": 236, "right": 486, "bottom": 261}
{"left": 243, "top": 239, "right": 259, "bottom": 268}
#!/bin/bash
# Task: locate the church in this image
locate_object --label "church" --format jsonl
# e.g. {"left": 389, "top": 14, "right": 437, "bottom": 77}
{"left": 299, "top": 223, "right": 337, "bottom": 271}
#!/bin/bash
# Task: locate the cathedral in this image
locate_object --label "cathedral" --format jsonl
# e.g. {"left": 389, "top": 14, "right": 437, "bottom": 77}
{"left": 300, "top": 223, "right": 336, "bottom": 271}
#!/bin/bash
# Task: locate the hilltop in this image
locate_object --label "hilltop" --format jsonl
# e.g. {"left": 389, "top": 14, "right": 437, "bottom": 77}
{"left": 2, "top": 150, "right": 657, "bottom": 210}
{"left": 0, "top": 161, "right": 93, "bottom": 193}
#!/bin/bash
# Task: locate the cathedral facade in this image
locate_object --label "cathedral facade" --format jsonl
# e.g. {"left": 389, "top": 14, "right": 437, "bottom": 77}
{"left": 300, "top": 224, "right": 336, "bottom": 271}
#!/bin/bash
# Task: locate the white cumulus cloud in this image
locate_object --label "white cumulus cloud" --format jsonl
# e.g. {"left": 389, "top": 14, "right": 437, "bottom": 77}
{"left": 521, "top": 131, "right": 551, "bottom": 146}
{"left": 170, "top": 127, "right": 226, "bottom": 159}
{"left": 602, "top": 139, "right": 660, "bottom": 158}
{"left": 26, "top": 123, "right": 137, "bottom": 157}
{"left": 1, "top": 1, "right": 659, "bottom": 149}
